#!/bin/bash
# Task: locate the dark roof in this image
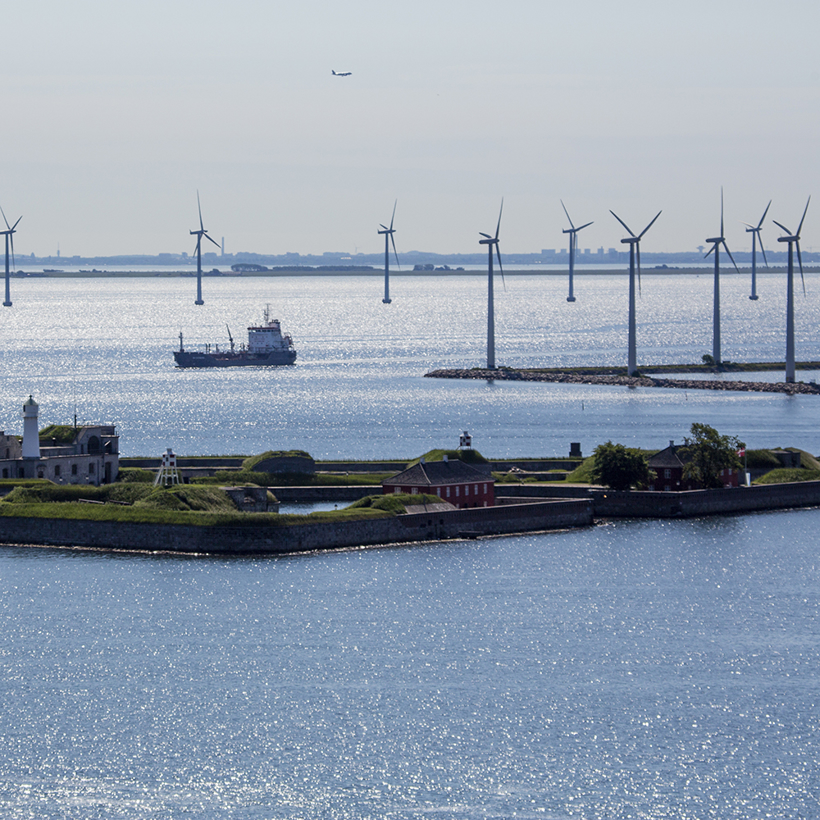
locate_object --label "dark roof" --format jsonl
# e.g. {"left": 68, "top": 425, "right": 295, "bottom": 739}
{"left": 383, "top": 459, "right": 493, "bottom": 487}
{"left": 647, "top": 444, "right": 686, "bottom": 469}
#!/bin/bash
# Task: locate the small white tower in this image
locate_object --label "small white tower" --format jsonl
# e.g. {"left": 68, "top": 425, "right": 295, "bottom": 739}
{"left": 22, "top": 395, "right": 40, "bottom": 459}
{"left": 154, "top": 448, "right": 181, "bottom": 486}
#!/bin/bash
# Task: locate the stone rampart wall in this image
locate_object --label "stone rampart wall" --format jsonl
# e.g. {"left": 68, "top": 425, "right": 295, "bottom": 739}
{"left": 498, "top": 481, "right": 820, "bottom": 517}
{"left": 0, "top": 500, "right": 592, "bottom": 555}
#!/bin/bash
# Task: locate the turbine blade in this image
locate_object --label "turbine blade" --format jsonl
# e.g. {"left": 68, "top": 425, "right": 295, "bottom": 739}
{"left": 797, "top": 195, "right": 811, "bottom": 235}
{"left": 772, "top": 220, "right": 790, "bottom": 235}
{"left": 390, "top": 233, "right": 400, "bottom": 270}
{"left": 577, "top": 221, "right": 593, "bottom": 232}
{"left": 11, "top": 215, "right": 21, "bottom": 231}
{"left": 636, "top": 243, "right": 642, "bottom": 296}
{"left": 0, "top": 206, "right": 9, "bottom": 231}
{"left": 638, "top": 210, "right": 662, "bottom": 239}
{"left": 389, "top": 199, "right": 397, "bottom": 231}
{"left": 9, "top": 234, "right": 15, "bottom": 271}
{"left": 610, "top": 210, "right": 635, "bottom": 237}
{"left": 560, "top": 199, "right": 575, "bottom": 230}
{"left": 197, "top": 191, "right": 204, "bottom": 232}
{"left": 760, "top": 239, "right": 769, "bottom": 268}
{"left": 495, "top": 198, "right": 504, "bottom": 241}
{"left": 757, "top": 199, "right": 771, "bottom": 229}
{"left": 720, "top": 187, "right": 724, "bottom": 237}
{"left": 479, "top": 232, "right": 492, "bottom": 239}
{"left": 496, "top": 246, "right": 505, "bottom": 290}
{"left": 705, "top": 245, "right": 715, "bottom": 258}
{"left": 723, "top": 241, "right": 739, "bottom": 273}
{"left": 205, "top": 232, "right": 220, "bottom": 248}
{"left": 379, "top": 224, "right": 388, "bottom": 231}
{"left": 797, "top": 241, "right": 806, "bottom": 294}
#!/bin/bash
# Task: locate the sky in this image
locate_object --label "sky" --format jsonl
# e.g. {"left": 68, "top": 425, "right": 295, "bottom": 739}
{"left": 2, "top": 0, "right": 819, "bottom": 257}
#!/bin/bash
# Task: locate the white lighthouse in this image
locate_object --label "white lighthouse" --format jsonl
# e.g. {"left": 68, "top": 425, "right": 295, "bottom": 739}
{"left": 22, "top": 395, "right": 40, "bottom": 459}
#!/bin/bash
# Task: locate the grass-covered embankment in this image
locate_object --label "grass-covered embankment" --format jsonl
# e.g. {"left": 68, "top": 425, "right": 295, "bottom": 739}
{"left": 192, "top": 471, "right": 393, "bottom": 487}
{"left": 0, "top": 485, "right": 429, "bottom": 528}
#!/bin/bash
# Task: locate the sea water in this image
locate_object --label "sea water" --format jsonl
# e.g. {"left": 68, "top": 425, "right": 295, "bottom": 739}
{"left": 0, "top": 272, "right": 817, "bottom": 457}
{"left": 0, "top": 273, "right": 818, "bottom": 817}
{"left": 0, "top": 511, "right": 818, "bottom": 818}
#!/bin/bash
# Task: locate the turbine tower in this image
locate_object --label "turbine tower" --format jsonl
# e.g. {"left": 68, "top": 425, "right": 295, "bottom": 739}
{"left": 744, "top": 200, "right": 770, "bottom": 301}
{"left": 190, "top": 192, "right": 219, "bottom": 305}
{"left": 479, "top": 200, "right": 505, "bottom": 370}
{"left": 773, "top": 197, "right": 810, "bottom": 383}
{"left": 378, "top": 201, "right": 400, "bottom": 304}
{"left": 1, "top": 206, "right": 21, "bottom": 308}
{"left": 704, "top": 188, "right": 739, "bottom": 365}
{"left": 561, "top": 201, "right": 592, "bottom": 302}
{"left": 610, "top": 209, "right": 661, "bottom": 376}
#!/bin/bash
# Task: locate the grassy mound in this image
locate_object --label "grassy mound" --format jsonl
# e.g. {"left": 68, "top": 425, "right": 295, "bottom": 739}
{"left": 242, "top": 450, "right": 312, "bottom": 471}
{"left": 38, "top": 424, "right": 77, "bottom": 444}
{"left": 192, "top": 470, "right": 390, "bottom": 487}
{"left": 406, "top": 449, "right": 489, "bottom": 468}
{"left": 753, "top": 468, "right": 820, "bottom": 485}
{"left": 132, "top": 486, "right": 239, "bottom": 512}
{"left": 2, "top": 483, "right": 239, "bottom": 513}
{"left": 116, "top": 467, "right": 155, "bottom": 483}
{"left": 744, "top": 449, "right": 782, "bottom": 469}
{"left": 564, "top": 456, "right": 598, "bottom": 484}
{"left": 347, "top": 493, "right": 442, "bottom": 514}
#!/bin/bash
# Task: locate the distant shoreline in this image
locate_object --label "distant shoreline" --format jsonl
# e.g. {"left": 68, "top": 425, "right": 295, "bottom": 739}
{"left": 11, "top": 267, "right": 820, "bottom": 278}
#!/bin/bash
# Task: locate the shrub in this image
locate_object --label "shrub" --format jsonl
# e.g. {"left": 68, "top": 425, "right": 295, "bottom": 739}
{"left": 590, "top": 442, "right": 653, "bottom": 491}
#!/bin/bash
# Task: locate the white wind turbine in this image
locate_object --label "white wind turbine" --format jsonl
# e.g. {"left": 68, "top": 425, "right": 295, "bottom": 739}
{"left": 773, "top": 197, "right": 810, "bottom": 383}
{"left": 744, "top": 200, "right": 770, "bottom": 301}
{"left": 561, "top": 201, "right": 592, "bottom": 302}
{"left": 704, "top": 188, "right": 740, "bottom": 365}
{"left": 479, "top": 200, "right": 505, "bottom": 369}
{"left": 610, "top": 209, "right": 662, "bottom": 376}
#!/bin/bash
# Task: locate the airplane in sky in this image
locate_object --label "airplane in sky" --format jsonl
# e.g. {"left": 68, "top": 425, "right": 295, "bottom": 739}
{"left": 331, "top": 70, "right": 352, "bottom": 77}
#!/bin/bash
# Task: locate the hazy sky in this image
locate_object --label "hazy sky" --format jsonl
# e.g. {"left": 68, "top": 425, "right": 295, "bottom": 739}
{"left": 3, "top": 0, "right": 819, "bottom": 257}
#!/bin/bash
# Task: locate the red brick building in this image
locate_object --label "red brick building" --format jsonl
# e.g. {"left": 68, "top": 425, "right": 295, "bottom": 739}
{"left": 382, "top": 457, "right": 495, "bottom": 508}
{"left": 647, "top": 441, "right": 740, "bottom": 491}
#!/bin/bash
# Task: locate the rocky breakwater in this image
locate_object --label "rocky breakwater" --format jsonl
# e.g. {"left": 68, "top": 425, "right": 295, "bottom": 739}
{"left": 425, "top": 369, "right": 820, "bottom": 395}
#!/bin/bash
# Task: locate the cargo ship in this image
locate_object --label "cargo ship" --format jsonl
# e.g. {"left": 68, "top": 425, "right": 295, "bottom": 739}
{"left": 174, "top": 307, "right": 297, "bottom": 368}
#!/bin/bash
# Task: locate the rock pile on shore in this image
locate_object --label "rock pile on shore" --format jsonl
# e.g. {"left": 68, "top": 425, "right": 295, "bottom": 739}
{"left": 425, "top": 369, "right": 820, "bottom": 395}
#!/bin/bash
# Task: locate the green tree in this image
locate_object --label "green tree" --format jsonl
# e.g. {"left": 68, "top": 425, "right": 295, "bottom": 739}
{"left": 591, "top": 441, "right": 653, "bottom": 491}
{"left": 681, "top": 423, "right": 744, "bottom": 489}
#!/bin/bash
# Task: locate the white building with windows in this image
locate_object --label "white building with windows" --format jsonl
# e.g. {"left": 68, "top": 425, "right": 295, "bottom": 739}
{"left": 0, "top": 396, "right": 119, "bottom": 485}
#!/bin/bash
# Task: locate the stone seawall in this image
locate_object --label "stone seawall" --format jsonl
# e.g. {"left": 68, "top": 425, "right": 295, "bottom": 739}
{"left": 498, "top": 481, "right": 820, "bottom": 517}
{"left": 0, "top": 499, "right": 592, "bottom": 555}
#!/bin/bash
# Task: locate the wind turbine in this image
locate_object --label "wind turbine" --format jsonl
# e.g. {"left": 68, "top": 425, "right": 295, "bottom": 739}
{"left": 744, "top": 200, "right": 770, "bottom": 301}
{"left": 704, "top": 188, "right": 739, "bottom": 365}
{"left": 1, "top": 206, "right": 21, "bottom": 308}
{"left": 610, "top": 209, "right": 662, "bottom": 376}
{"left": 773, "top": 197, "right": 810, "bottom": 383}
{"left": 561, "top": 201, "right": 592, "bottom": 302}
{"left": 190, "top": 192, "right": 219, "bottom": 305}
{"left": 378, "top": 201, "right": 400, "bottom": 304}
{"left": 479, "top": 200, "right": 505, "bottom": 369}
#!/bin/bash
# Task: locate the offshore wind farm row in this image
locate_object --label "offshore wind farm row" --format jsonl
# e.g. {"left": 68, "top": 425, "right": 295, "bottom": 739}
{"left": 1, "top": 192, "right": 813, "bottom": 383}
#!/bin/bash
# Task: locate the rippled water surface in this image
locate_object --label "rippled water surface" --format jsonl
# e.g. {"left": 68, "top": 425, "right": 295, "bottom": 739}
{"left": 1, "top": 510, "right": 818, "bottom": 818}
{"left": 1, "top": 274, "right": 819, "bottom": 818}
{"left": 0, "top": 273, "right": 818, "bottom": 456}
